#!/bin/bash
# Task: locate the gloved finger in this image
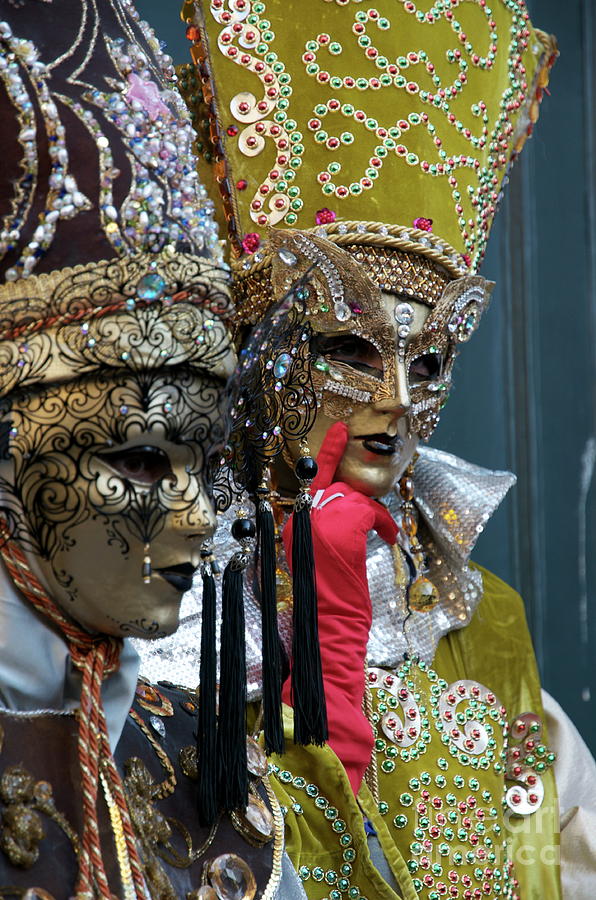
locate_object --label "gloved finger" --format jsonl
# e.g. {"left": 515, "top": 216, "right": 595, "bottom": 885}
{"left": 370, "top": 499, "right": 398, "bottom": 545}
{"left": 311, "top": 421, "right": 349, "bottom": 493}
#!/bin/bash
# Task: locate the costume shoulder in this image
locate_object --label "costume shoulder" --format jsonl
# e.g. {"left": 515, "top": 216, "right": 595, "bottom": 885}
{"left": 438, "top": 564, "right": 546, "bottom": 734}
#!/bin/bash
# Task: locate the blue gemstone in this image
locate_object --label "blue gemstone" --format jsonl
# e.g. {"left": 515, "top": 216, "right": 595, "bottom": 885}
{"left": 273, "top": 352, "right": 292, "bottom": 379}
{"left": 137, "top": 273, "right": 166, "bottom": 300}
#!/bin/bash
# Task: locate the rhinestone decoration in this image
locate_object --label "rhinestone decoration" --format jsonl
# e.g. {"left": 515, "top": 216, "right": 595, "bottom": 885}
{"left": 194, "top": 0, "right": 557, "bottom": 269}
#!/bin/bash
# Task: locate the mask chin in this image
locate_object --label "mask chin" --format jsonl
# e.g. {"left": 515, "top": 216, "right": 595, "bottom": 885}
{"left": 336, "top": 433, "right": 419, "bottom": 498}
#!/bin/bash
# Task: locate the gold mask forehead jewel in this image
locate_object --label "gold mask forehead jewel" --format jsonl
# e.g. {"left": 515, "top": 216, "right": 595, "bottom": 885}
{"left": 184, "top": 0, "right": 556, "bottom": 278}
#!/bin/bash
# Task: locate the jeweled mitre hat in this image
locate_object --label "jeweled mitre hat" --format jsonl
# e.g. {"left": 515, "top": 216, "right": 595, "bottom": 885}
{"left": 0, "top": 0, "right": 236, "bottom": 398}
{"left": 182, "top": 0, "right": 556, "bottom": 323}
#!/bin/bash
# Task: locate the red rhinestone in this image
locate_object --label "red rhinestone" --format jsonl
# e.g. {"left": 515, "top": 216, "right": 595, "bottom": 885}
{"left": 236, "top": 179, "right": 248, "bottom": 191}
{"left": 242, "top": 232, "right": 260, "bottom": 254}
{"left": 315, "top": 207, "right": 336, "bottom": 225}
{"left": 185, "top": 24, "right": 200, "bottom": 41}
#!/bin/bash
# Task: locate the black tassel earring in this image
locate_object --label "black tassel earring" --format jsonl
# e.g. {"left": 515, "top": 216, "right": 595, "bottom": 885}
{"left": 291, "top": 441, "right": 328, "bottom": 746}
{"left": 217, "top": 500, "right": 253, "bottom": 813}
{"left": 255, "top": 475, "right": 284, "bottom": 755}
{"left": 197, "top": 538, "right": 218, "bottom": 826}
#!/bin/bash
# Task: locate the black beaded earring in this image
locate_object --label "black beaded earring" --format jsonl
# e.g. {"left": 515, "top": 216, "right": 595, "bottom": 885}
{"left": 290, "top": 441, "right": 328, "bottom": 746}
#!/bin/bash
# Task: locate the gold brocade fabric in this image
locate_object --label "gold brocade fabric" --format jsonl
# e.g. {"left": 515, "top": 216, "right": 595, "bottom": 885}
{"left": 267, "top": 568, "right": 561, "bottom": 900}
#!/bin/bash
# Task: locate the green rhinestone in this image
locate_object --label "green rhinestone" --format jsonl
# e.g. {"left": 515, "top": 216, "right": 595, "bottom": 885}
{"left": 293, "top": 776, "right": 306, "bottom": 788}
{"left": 525, "top": 754, "right": 536, "bottom": 766}
{"left": 394, "top": 814, "right": 408, "bottom": 829}
{"left": 409, "top": 777, "right": 420, "bottom": 791}
{"left": 315, "top": 796, "right": 328, "bottom": 810}
{"left": 408, "top": 859, "right": 418, "bottom": 874}
{"left": 337, "top": 878, "right": 349, "bottom": 891}
{"left": 437, "top": 757, "right": 448, "bottom": 770}
{"left": 325, "top": 870, "right": 337, "bottom": 884}
{"left": 453, "top": 852, "right": 463, "bottom": 865}
{"left": 438, "top": 843, "right": 450, "bottom": 857}
{"left": 547, "top": 753, "right": 556, "bottom": 764}
{"left": 378, "top": 801, "right": 389, "bottom": 815}
{"left": 386, "top": 746, "right": 398, "bottom": 759}
{"left": 420, "top": 772, "right": 431, "bottom": 786}
{"left": 279, "top": 770, "right": 292, "bottom": 783}
{"left": 306, "top": 63, "right": 319, "bottom": 76}
{"left": 341, "top": 132, "right": 354, "bottom": 144}
{"left": 448, "top": 811, "right": 458, "bottom": 823}
{"left": 328, "top": 161, "right": 341, "bottom": 174}
{"left": 400, "top": 749, "right": 411, "bottom": 762}
{"left": 414, "top": 827, "right": 424, "bottom": 839}
{"left": 293, "top": 803, "right": 303, "bottom": 815}
{"left": 381, "top": 759, "right": 395, "bottom": 774}
{"left": 329, "top": 41, "right": 342, "bottom": 54}
{"left": 318, "top": 304, "right": 329, "bottom": 314}
{"left": 274, "top": 112, "right": 286, "bottom": 124}
{"left": 457, "top": 828, "right": 467, "bottom": 841}
{"left": 410, "top": 841, "right": 423, "bottom": 855}
{"left": 348, "top": 888, "right": 360, "bottom": 899}
{"left": 280, "top": 86, "right": 292, "bottom": 98}
{"left": 341, "top": 863, "right": 352, "bottom": 877}
{"left": 340, "top": 833, "right": 352, "bottom": 846}
{"left": 376, "top": 146, "right": 388, "bottom": 158}
{"left": 285, "top": 213, "right": 298, "bottom": 225}
{"left": 380, "top": 74, "right": 392, "bottom": 86}
{"left": 536, "top": 745, "right": 546, "bottom": 757}
{"left": 399, "top": 792, "right": 413, "bottom": 806}
{"left": 312, "top": 867, "right": 324, "bottom": 881}
{"left": 330, "top": 892, "right": 342, "bottom": 900}
{"left": 469, "top": 778, "right": 480, "bottom": 791}
{"left": 324, "top": 806, "right": 338, "bottom": 821}
{"left": 536, "top": 761, "right": 546, "bottom": 773}
{"left": 333, "top": 819, "right": 346, "bottom": 833}
{"left": 435, "top": 775, "right": 446, "bottom": 788}
{"left": 444, "top": 827, "right": 454, "bottom": 840}
{"left": 330, "top": 77, "right": 343, "bottom": 90}
{"left": 419, "top": 816, "right": 429, "bottom": 828}
{"left": 290, "top": 157, "right": 302, "bottom": 169}
{"left": 413, "top": 878, "right": 423, "bottom": 891}
{"left": 257, "top": 43, "right": 268, "bottom": 55}
{"left": 287, "top": 186, "right": 299, "bottom": 198}
{"left": 299, "top": 865, "right": 310, "bottom": 880}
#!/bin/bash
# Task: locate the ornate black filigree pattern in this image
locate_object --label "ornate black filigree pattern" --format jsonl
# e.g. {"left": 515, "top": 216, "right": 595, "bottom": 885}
{"left": 0, "top": 365, "right": 225, "bottom": 562}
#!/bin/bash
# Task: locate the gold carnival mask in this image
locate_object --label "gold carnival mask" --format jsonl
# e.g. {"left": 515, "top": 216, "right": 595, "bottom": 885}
{"left": 0, "top": 363, "right": 228, "bottom": 637}
{"left": 257, "top": 230, "right": 492, "bottom": 496}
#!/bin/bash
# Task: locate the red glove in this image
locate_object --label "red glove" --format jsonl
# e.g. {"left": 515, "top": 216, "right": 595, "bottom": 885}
{"left": 282, "top": 422, "right": 398, "bottom": 794}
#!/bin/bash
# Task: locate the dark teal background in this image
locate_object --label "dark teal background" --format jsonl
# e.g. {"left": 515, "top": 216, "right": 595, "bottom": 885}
{"left": 137, "top": 0, "right": 596, "bottom": 754}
